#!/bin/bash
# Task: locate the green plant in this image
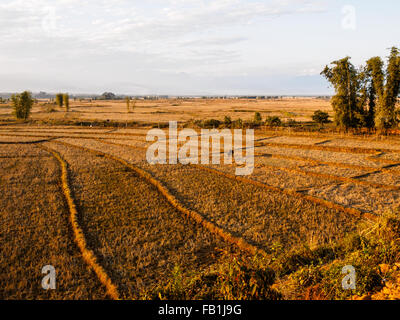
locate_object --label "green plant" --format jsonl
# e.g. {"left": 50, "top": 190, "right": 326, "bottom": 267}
{"left": 312, "top": 110, "right": 330, "bottom": 127}
{"left": 224, "top": 116, "right": 232, "bottom": 127}
{"left": 321, "top": 57, "right": 365, "bottom": 130}
{"left": 55, "top": 93, "right": 64, "bottom": 107}
{"left": 265, "top": 116, "right": 282, "bottom": 127}
{"left": 254, "top": 112, "right": 262, "bottom": 123}
{"left": 212, "top": 255, "right": 280, "bottom": 300}
{"left": 126, "top": 97, "right": 131, "bottom": 113}
{"left": 63, "top": 93, "right": 69, "bottom": 112}
{"left": 11, "top": 91, "right": 33, "bottom": 120}
{"left": 288, "top": 211, "right": 400, "bottom": 300}
{"left": 202, "top": 119, "right": 221, "bottom": 128}
{"left": 233, "top": 118, "right": 243, "bottom": 129}
{"left": 146, "top": 254, "right": 281, "bottom": 300}
{"left": 286, "top": 119, "right": 297, "bottom": 127}
{"left": 366, "top": 47, "right": 400, "bottom": 132}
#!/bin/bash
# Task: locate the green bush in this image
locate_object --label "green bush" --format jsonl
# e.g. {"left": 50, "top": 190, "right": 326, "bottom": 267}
{"left": 202, "top": 119, "right": 221, "bottom": 128}
{"left": 232, "top": 118, "right": 243, "bottom": 129}
{"left": 312, "top": 110, "right": 330, "bottom": 126}
{"left": 55, "top": 93, "right": 63, "bottom": 107}
{"left": 265, "top": 116, "right": 282, "bottom": 127}
{"left": 287, "top": 212, "right": 400, "bottom": 299}
{"left": 254, "top": 112, "right": 262, "bottom": 123}
{"left": 286, "top": 119, "right": 297, "bottom": 127}
{"left": 11, "top": 91, "right": 33, "bottom": 120}
{"left": 143, "top": 254, "right": 281, "bottom": 300}
{"left": 224, "top": 116, "right": 232, "bottom": 127}
{"left": 63, "top": 93, "right": 69, "bottom": 112}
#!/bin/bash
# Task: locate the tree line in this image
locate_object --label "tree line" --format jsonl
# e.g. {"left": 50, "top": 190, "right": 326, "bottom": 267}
{"left": 11, "top": 92, "right": 70, "bottom": 120}
{"left": 321, "top": 47, "right": 400, "bottom": 132}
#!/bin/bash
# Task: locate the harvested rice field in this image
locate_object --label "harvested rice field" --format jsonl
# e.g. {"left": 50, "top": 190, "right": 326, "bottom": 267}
{"left": 2, "top": 123, "right": 400, "bottom": 300}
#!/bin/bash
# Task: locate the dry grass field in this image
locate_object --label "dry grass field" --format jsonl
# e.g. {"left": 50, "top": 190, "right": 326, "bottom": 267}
{"left": 2, "top": 99, "right": 400, "bottom": 300}
{"left": 0, "top": 97, "right": 331, "bottom": 123}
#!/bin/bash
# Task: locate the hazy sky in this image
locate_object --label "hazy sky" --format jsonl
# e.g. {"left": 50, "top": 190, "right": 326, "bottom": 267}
{"left": 0, "top": 0, "right": 399, "bottom": 95}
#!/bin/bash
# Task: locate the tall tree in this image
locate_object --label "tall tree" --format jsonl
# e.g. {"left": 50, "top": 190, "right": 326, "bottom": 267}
{"left": 367, "top": 47, "right": 400, "bottom": 131}
{"left": 321, "top": 57, "right": 365, "bottom": 130}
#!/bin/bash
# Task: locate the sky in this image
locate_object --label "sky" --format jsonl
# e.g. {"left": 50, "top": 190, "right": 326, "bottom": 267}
{"left": 0, "top": 0, "right": 399, "bottom": 95}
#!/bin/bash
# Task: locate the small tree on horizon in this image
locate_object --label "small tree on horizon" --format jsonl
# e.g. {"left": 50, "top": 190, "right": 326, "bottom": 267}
{"left": 224, "top": 116, "right": 232, "bottom": 127}
{"left": 126, "top": 96, "right": 131, "bottom": 113}
{"left": 265, "top": 116, "right": 282, "bottom": 127}
{"left": 63, "top": 93, "right": 69, "bottom": 112}
{"left": 254, "top": 112, "right": 262, "bottom": 123}
{"left": 56, "top": 93, "right": 64, "bottom": 107}
{"left": 11, "top": 91, "right": 33, "bottom": 120}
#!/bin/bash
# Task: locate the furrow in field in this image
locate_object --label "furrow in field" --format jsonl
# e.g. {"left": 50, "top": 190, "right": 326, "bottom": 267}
{"left": 59, "top": 138, "right": 400, "bottom": 217}
{"left": 55, "top": 138, "right": 363, "bottom": 258}
{"left": 79, "top": 138, "right": 385, "bottom": 220}
{"left": 0, "top": 144, "right": 107, "bottom": 299}
{"left": 42, "top": 141, "right": 247, "bottom": 299}
{"left": 39, "top": 144, "right": 120, "bottom": 300}
{"left": 51, "top": 139, "right": 266, "bottom": 258}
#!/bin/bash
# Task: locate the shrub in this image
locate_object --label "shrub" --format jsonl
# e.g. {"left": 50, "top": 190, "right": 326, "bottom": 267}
{"left": 287, "top": 211, "right": 400, "bottom": 300}
{"left": 143, "top": 253, "right": 281, "bottom": 300}
{"left": 202, "top": 119, "right": 221, "bottom": 128}
{"left": 232, "top": 118, "right": 243, "bottom": 129}
{"left": 11, "top": 91, "right": 33, "bottom": 120}
{"left": 265, "top": 116, "right": 282, "bottom": 127}
{"left": 224, "top": 116, "right": 232, "bottom": 127}
{"left": 312, "top": 110, "right": 330, "bottom": 126}
{"left": 254, "top": 112, "right": 262, "bottom": 123}
{"left": 286, "top": 119, "right": 297, "bottom": 127}
{"left": 42, "top": 103, "right": 56, "bottom": 113}
{"left": 55, "top": 93, "right": 63, "bottom": 107}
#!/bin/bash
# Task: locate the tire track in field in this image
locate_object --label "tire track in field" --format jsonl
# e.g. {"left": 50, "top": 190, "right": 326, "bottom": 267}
{"left": 37, "top": 144, "right": 120, "bottom": 300}
{"left": 85, "top": 138, "right": 377, "bottom": 222}
{"left": 50, "top": 139, "right": 268, "bottom": 258}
